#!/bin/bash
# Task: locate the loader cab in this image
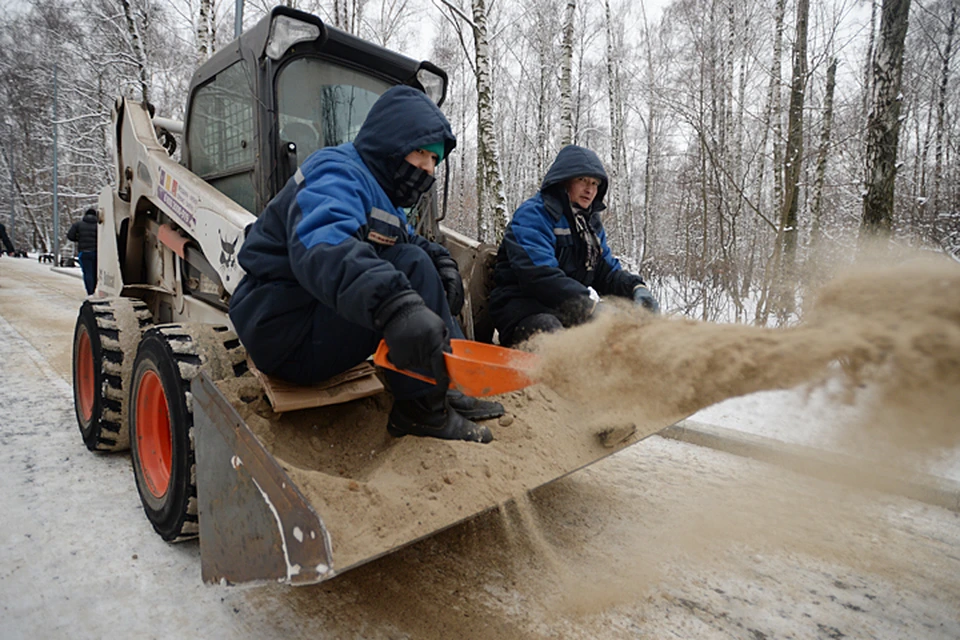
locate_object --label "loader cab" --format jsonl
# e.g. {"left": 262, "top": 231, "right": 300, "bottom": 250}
{"left": 182, "top": 6, "right": 448, "bottom": 217}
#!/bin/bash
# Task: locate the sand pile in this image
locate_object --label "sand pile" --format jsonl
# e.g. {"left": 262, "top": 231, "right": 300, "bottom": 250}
{"left": 219, "top": 374, "right": 660, "bottom": 572}
{"left": 219, "top": 255, "right": 960, "bottom": 576}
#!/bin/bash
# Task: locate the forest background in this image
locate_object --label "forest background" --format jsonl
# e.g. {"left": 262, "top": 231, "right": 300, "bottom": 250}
{"left": 0, "top": 0, "right": 956, "bottom": 325}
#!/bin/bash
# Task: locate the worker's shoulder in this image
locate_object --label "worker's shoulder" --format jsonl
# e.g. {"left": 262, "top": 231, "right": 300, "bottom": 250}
{"left": 300, "top": 144, "right": 368, "bottom": 182}
{"left": 510, "top": 194, "right": 554, "bottom": 228}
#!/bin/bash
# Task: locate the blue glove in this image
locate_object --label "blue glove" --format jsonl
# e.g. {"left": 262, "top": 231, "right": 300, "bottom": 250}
{"left": 632, "top": 285, "right": 660, "bottom": 314}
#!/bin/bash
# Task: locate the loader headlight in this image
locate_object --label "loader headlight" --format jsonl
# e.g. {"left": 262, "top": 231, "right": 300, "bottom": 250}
{"left": 416, "top": 63, "right": 448, "bottom": 106}
{"left": 266, "top": 15, "right": 322, "bottom": 60}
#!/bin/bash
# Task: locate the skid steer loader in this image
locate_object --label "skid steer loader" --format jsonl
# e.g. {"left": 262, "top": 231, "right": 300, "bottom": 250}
{"left": 70, "top": 6, "right": 670, "bottom": 587}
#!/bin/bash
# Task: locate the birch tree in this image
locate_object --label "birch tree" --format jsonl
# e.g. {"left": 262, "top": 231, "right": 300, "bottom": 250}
{"left": 603, "top": 0, "right": 628, "bottom": 260}
{"left": 436, "top": 0, "right": 507, "bottom": 242}
{"left": 197, "top": 0, "right": 216, "bottom": 65}
{"left": 754, "top": 0, "right": 787, "bottom": 326}
{"left": 931, "top": 3, "right": 956, "bottom": 217}
{"left": 333, "top": 0, "right": 364, "bottom": 34}
{"left": 862, "top": 0, "right": 912, "bottom": 235}
{"left": 559, "top": 0, "right": 575, "bottom": 146}
{"left": 119, "top": 0, "right": 151, "bottom": 102}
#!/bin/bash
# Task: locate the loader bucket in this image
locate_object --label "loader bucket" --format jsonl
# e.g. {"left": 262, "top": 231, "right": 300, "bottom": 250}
{"left": 192, "top": 373, "right": 333, "bottom": 585}
{"left": 191, "top": 370, "right": 683, "bottom": 586}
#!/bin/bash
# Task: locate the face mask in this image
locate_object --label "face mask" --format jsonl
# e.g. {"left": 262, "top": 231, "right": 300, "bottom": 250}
{"left": 391, "top": 161, "right": 436, "bottom": 208}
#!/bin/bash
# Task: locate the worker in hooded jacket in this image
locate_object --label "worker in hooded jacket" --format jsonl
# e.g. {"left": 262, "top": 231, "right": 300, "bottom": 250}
{"left": 229, "top": 85, "right": 502, "bottom": 444}
{"left": 67, "top": 208, "right": 99, "bottom": 295}
{"left": 489, "top": 145, "right": 659, "bottom": 347}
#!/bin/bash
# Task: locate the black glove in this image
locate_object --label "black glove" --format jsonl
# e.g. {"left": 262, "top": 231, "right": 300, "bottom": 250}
{"left": 376, "top": 290, "right": 451, "bottom": 390}
{"left": 434, "top": 255, "right": 465, "bottom": 316}
{"left": 558, "top": 294, "right": 599, "bottom": 326}
{"left": 632, "top": 285, "right": 660, "bottom": 314}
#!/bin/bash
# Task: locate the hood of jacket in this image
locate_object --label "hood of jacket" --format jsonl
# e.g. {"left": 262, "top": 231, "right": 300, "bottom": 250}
{"left": 353, "top": 85, "right": 457, "bottom": 197}
{"left": 82, "top": 209, "right": 98, "bottom": 223}
{"left": 540, "top": 145, "right": 608, "bottom": 216}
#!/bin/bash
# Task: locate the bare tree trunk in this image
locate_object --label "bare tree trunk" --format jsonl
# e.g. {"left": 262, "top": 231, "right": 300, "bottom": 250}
{"left": 912, "top": 81, "right": 934, "bottom": 230}
{"left": 535, "top": 21, "right": 549, "bottom": 178}
{"left": 197, "top": 0, "right": 216, "bottom": 65}
{"left": 755, "top": 0, "right": 787, "bottom": 214}
{"left": 810, "top": 57, "right": 837, "bottom": 248}
{"left": 862, "top": 0, "right": 912, "bottom": 236}
{"left": 119, "top": 0, "right": 150, "bottom": 102}
{"left": 641, "top": 93, "right": 654, "bottom": 266}
{"left": 603, "top": 0, "right": 627, "bottom": 257}
{"left": 773, "top": 0, "right": 808, "bottom": 321}
{"left": 862, "top": 0, "right": 879, "bottom": 126}
{"left": 559, "top": 0, "right": 576, "bottom": 146}
{"left": 638, "top": 0, "right": 658, "bottom": 267}
{"left": 332, "top": 0, "right": 364, "bottom": 34}
{"left": 0, "top": 137, "right": 44, "bottom": 251}
{"left": 933, "top": 5, "right": 956, "bottom": 215}
{"left": 434, "top": 0, "right": 507, "bottom": 242}
{"left": 352, "top": 0, "right": 364, "bottom": 35}
{"left": 698, "top": 30, "right": 710, "bottom": 322}
{"left": 755, "top": 0, "right": 787, "bottom": 326}
{"left": 471, "top": 0, "right": 508, "bottom": 242}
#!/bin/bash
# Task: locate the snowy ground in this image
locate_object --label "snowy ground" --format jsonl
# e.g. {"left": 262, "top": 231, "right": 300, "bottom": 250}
{"left": 1, "top": 255, "right": 958, "bottom": 639}
{"left": 694, "top": 385, "right": 960, "bottom": 483}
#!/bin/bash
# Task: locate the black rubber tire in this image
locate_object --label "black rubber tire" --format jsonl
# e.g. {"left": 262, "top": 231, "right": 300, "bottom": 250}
{"left": 128, "top": 324, "right": 249, "bottom": 542}
{"left": 72, "top": 298, "right": 152, "bottom": 452}
{"left": 129, "top": 328, "right": 199, "bottom": 541}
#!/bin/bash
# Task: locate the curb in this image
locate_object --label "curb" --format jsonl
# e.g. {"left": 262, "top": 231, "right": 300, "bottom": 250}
{"left": 661, "top": 420, "right": 960, "bottom": 514}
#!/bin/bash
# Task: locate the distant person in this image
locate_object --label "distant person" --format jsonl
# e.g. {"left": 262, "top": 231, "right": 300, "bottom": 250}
{"left": 67, "top": 208, "right": 98, "bottom": 295}
{"left": 488, "top": 145, "right": 658, "bottom": 347}
{"left": 0, "top": 222, "right": 14, "bottom": 255}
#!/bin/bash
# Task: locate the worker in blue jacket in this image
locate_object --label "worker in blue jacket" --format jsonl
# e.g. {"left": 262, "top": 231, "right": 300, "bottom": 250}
{"left": 489, "top": 145, "right": 658, "bottom": 347}
{"left": 229, "top": 85, "right": 502, "bottom": 443}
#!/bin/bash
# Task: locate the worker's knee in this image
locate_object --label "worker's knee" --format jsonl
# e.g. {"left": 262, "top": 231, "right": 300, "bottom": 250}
{"left": 382, "top": 244, "right": 444, "bottom": 297}
{"left": 381, "top": 243, "right": 454, "bottom": 326}
{"left": 382, "top": 243, "right": 434, "bottom": 278}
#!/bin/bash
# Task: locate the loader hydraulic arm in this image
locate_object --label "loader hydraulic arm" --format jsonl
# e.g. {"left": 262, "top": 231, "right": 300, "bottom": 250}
{"left": 106, "top": 98, "right": 256, "bottom": 298}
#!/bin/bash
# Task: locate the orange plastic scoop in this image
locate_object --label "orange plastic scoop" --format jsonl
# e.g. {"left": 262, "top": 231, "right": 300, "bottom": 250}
{"left": 373, "top": 339, "right": 539, "bottom": 397}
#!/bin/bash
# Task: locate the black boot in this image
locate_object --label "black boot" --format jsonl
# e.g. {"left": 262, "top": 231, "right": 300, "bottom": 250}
{"left": 446, "top": 389, "right": 505, "bottom": 420}
{"left": 388, "top": 394, "right": 493, "bottom": 443}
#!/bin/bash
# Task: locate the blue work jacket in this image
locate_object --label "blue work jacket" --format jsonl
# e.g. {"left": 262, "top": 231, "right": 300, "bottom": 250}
{"left": 229, "top": 85, "right": 457, "bottom": 372}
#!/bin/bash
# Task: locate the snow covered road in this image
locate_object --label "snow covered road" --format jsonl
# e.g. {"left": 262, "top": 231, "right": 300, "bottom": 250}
{"left": 1, "top": 256, "right": 958, "bottom": 639}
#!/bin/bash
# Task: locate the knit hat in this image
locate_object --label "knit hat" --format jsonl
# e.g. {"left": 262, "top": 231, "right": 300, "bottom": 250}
{"left": 420, "top": 141, "right": 445, "bottom": 162}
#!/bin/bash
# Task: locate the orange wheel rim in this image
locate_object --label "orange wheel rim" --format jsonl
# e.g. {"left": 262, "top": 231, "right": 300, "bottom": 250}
{"left": 76, "top": 329, "right": 95, "bottom": 422}
{"left": 136, "top": 370, "right": 172, "bottom": 498}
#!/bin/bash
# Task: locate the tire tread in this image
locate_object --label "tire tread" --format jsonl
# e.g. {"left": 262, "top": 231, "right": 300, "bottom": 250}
{"left": 74, "top": 298, "right": 153, "bottom": 452}
{"left": 131, "top": 323, "right": 248, "bottom": 543}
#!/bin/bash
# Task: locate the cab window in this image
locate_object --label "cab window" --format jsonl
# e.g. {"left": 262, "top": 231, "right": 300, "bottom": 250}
{"left": 187, "top": 60, "right": 257, "bottom": 212}
{"left": 276, "top": 58, "right": 390, "bottom": 166}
